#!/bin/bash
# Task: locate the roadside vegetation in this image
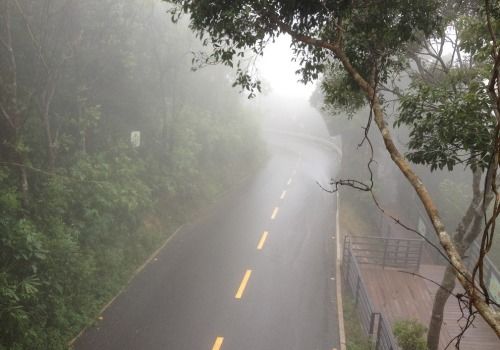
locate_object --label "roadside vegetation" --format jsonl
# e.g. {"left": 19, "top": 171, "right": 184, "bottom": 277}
{"left": 342, "top": 295, "right": 372, "bottom": 350}
{"left": 393, "top": 320, "right": 428, "bottom": 350}
{"left": 0, "top": 1, "right": 265, "bottom": 349}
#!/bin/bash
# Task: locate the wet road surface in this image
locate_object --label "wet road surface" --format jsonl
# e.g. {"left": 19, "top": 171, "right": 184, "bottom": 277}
{"left": 74, "top": 131, "right": 341, "bottom": 350}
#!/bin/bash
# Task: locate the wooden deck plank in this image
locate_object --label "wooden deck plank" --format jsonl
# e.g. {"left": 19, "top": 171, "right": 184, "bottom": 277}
{"left": 360, "top": 265, "right": 499, "bottom": 350}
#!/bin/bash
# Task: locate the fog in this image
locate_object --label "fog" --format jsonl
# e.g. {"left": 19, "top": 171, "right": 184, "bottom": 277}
{"left": 257, "top": 36, "right": 316, "bottom": 99}
{"left": 251, "top": 36, "right": 330, "bottom": 138}
{"left": 1, "top": 1, "right": 498, "bottom": 350}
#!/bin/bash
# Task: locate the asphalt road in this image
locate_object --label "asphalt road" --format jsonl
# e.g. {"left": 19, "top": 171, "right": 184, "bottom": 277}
{"left": 74, "top": 131, "right": 341, "bottom": 350}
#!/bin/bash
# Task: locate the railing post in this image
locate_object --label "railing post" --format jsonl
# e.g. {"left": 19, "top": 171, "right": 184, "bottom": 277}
{"left": 395, "top": 239, "right": 400, "bottom": 267}
{"left": 404, "top": 241, "right": 408, "bottom": 267}
{"left": 375, "top": 315, "right": 382, "bottom": 350}
{"left": 344, "top": 252, "right": 350, "bottom": 283}
{"left": 416, "top": 240, "right": 424, "bottom": 271}
{"left": 355, "top": 274, "right": 361, "bottom": 306}
{"left": 382, "top": 238, "right": 388, "bottom": 269}
{"left": 369, "top": 312, "right": 378, "bottom": 335}
{"left": 344, "top": 238, "right": 351, "bottom": 284}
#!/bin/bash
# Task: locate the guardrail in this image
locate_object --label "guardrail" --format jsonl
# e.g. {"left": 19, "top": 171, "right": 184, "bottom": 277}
{"left": 263, "top": 128, "right": 343, "bottom": 157}
{"left": 425, "top": 237, "right": 500, "bottom": 306}
{"left": 465, "top": 242, "right": 500, "bottom": 306}
{"left": 343, "top": 238, "right": 399, "bottom": 350}
{"left": 374, "top": 313, "right": 398, "bottom": 350}
{"left": 344, "top": 235, "right": 424, "bottom": 272}
{"left": 343, "top": 241, "right": 377, "bottom": 335}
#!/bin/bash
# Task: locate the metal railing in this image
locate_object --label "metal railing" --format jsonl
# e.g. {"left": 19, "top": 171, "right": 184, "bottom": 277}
{"left": 263, "top": 128, "right": 343, "bottom": 157}
{"left": 343, "top": 241, "right": 377, "bottom": 335}
{"left": 425, "top": 236, "right": 500, "bottom": 307}
{"left": 374, "top": 313, "right": 398, "bottom": 350}
{"left": 465, "top": 242, "right": 500, "bottom": 306}
{"left": 343, "top": 239, "right": 400, "bottom": 350}
{"left": 344, "top": 235, "right": 424, "bottom": 271}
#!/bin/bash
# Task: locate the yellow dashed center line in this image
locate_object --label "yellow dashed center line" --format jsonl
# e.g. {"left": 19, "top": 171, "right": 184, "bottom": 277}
{"left": 235, "top": 270, "right": 252, "bottom": 299}
{"left": 209, "top": 160, "right": 303, "bottom": 348}
{"left": 257, "top": 231, "right": 268, "bottom": 250}
{"left": 271, "top": 207, "right": 279, "bottom": 220}
{"left": 280, "top": 190, "right": 287, "bottom": 200}
{"left": 211, "top": 336, "right": 224, "bottom": 350}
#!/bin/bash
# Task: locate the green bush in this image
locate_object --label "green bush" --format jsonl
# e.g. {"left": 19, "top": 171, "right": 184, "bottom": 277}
{"left": 393, "top": 319, "right": 428, "bottom": 350}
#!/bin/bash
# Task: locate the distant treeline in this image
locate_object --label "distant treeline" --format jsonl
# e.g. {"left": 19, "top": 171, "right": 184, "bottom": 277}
{"left": 0, "top": 1, "right": 264, "bottom": 348}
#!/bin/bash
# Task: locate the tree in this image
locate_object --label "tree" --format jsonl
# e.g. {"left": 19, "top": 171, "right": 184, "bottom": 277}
{"left": 396, "top": 34, "right": 491, "bottom": 350}
{"left": 165, "top": 0, "right": 500, "bottom": 336}
{"left": 0, "top": 1, "right": 265, "bottom": 347}
{"left": 317, "top": 26, "right": 493, "bottom": 346}
{"left": 392, "top": 3, "right": 500, "bottom": 347}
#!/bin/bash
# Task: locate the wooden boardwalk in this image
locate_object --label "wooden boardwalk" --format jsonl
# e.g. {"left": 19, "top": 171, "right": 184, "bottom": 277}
{"left": 360, "top": 264, "right": 498, "bottom": 350}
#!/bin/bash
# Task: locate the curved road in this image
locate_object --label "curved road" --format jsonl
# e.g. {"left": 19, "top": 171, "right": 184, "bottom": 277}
{"left": 74, "top": 130, "right": 341, "bottom": 350}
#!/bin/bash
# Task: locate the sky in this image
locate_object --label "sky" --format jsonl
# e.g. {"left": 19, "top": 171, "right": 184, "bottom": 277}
{"left": 257, "top": 35, "right": 316, "bottom": 100}
{"left": 251, "top": 35, "right": 329, "bottom": 138}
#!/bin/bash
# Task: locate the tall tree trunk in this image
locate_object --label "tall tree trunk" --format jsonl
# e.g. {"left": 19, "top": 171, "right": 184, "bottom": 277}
{"left": 17, "top": 153, "right": 29, "bottom": 209}
{"left": 428, "top": 266, "right": 457, "bottom": 350}
{"left": 1, "top": 0, "right": 29, "bottom": 209}
{"left": 339, "top": 50, "right": 500, "bottom": 337}
{"left": 427, "top": 167, "right": 494, "bottom": 349}
{"left": 40, "top": 73, "right": 58, "bottom": 170}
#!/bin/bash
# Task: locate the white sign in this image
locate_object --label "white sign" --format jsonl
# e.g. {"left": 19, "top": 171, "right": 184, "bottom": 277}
{"left": 131, "top": 131, "right": 141, "bottom": 148}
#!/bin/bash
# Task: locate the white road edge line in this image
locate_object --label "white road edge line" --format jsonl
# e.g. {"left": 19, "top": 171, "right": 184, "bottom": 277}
{"left": 336, "top": 191, "right": 347, "bottom": 350}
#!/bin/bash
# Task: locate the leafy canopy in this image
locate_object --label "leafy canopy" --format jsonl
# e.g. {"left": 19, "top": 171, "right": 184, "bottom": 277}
{"left": 396, "top": 68, "right": 494, "bottom": 171}
{"left": 395, "top": 5, "right": 500, "bottom": 172}
{"left": 166, "top": 0, "right": 443, "bottom": 95}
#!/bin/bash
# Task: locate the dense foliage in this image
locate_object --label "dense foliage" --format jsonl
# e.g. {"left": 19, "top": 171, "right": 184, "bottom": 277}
{"left": 0, "top": 1, "right": 264, "bottom": 349}
{"left": 393, "top": 320, "right": 428, "bottom": 350}
{"left": 397, "top": 69, "right": 494, "bottom": 171}
{"left": 167, "top": 0, "right": 442, "bottom": 94}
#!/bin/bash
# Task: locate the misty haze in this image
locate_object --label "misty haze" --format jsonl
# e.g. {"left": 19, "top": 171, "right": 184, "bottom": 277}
{"left": 0, "top": 1, "right": 499, "bottom": 350}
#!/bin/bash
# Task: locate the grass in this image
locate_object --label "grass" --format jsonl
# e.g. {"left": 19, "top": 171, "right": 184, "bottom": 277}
{"left": 343, "top": 293, "right": 372, "bottom": 350}
{"left": 339, "top": 190, "right": 379, "bottom": 237}
{"left": 339, "top": 194, "right": 375, "bottom": 350}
